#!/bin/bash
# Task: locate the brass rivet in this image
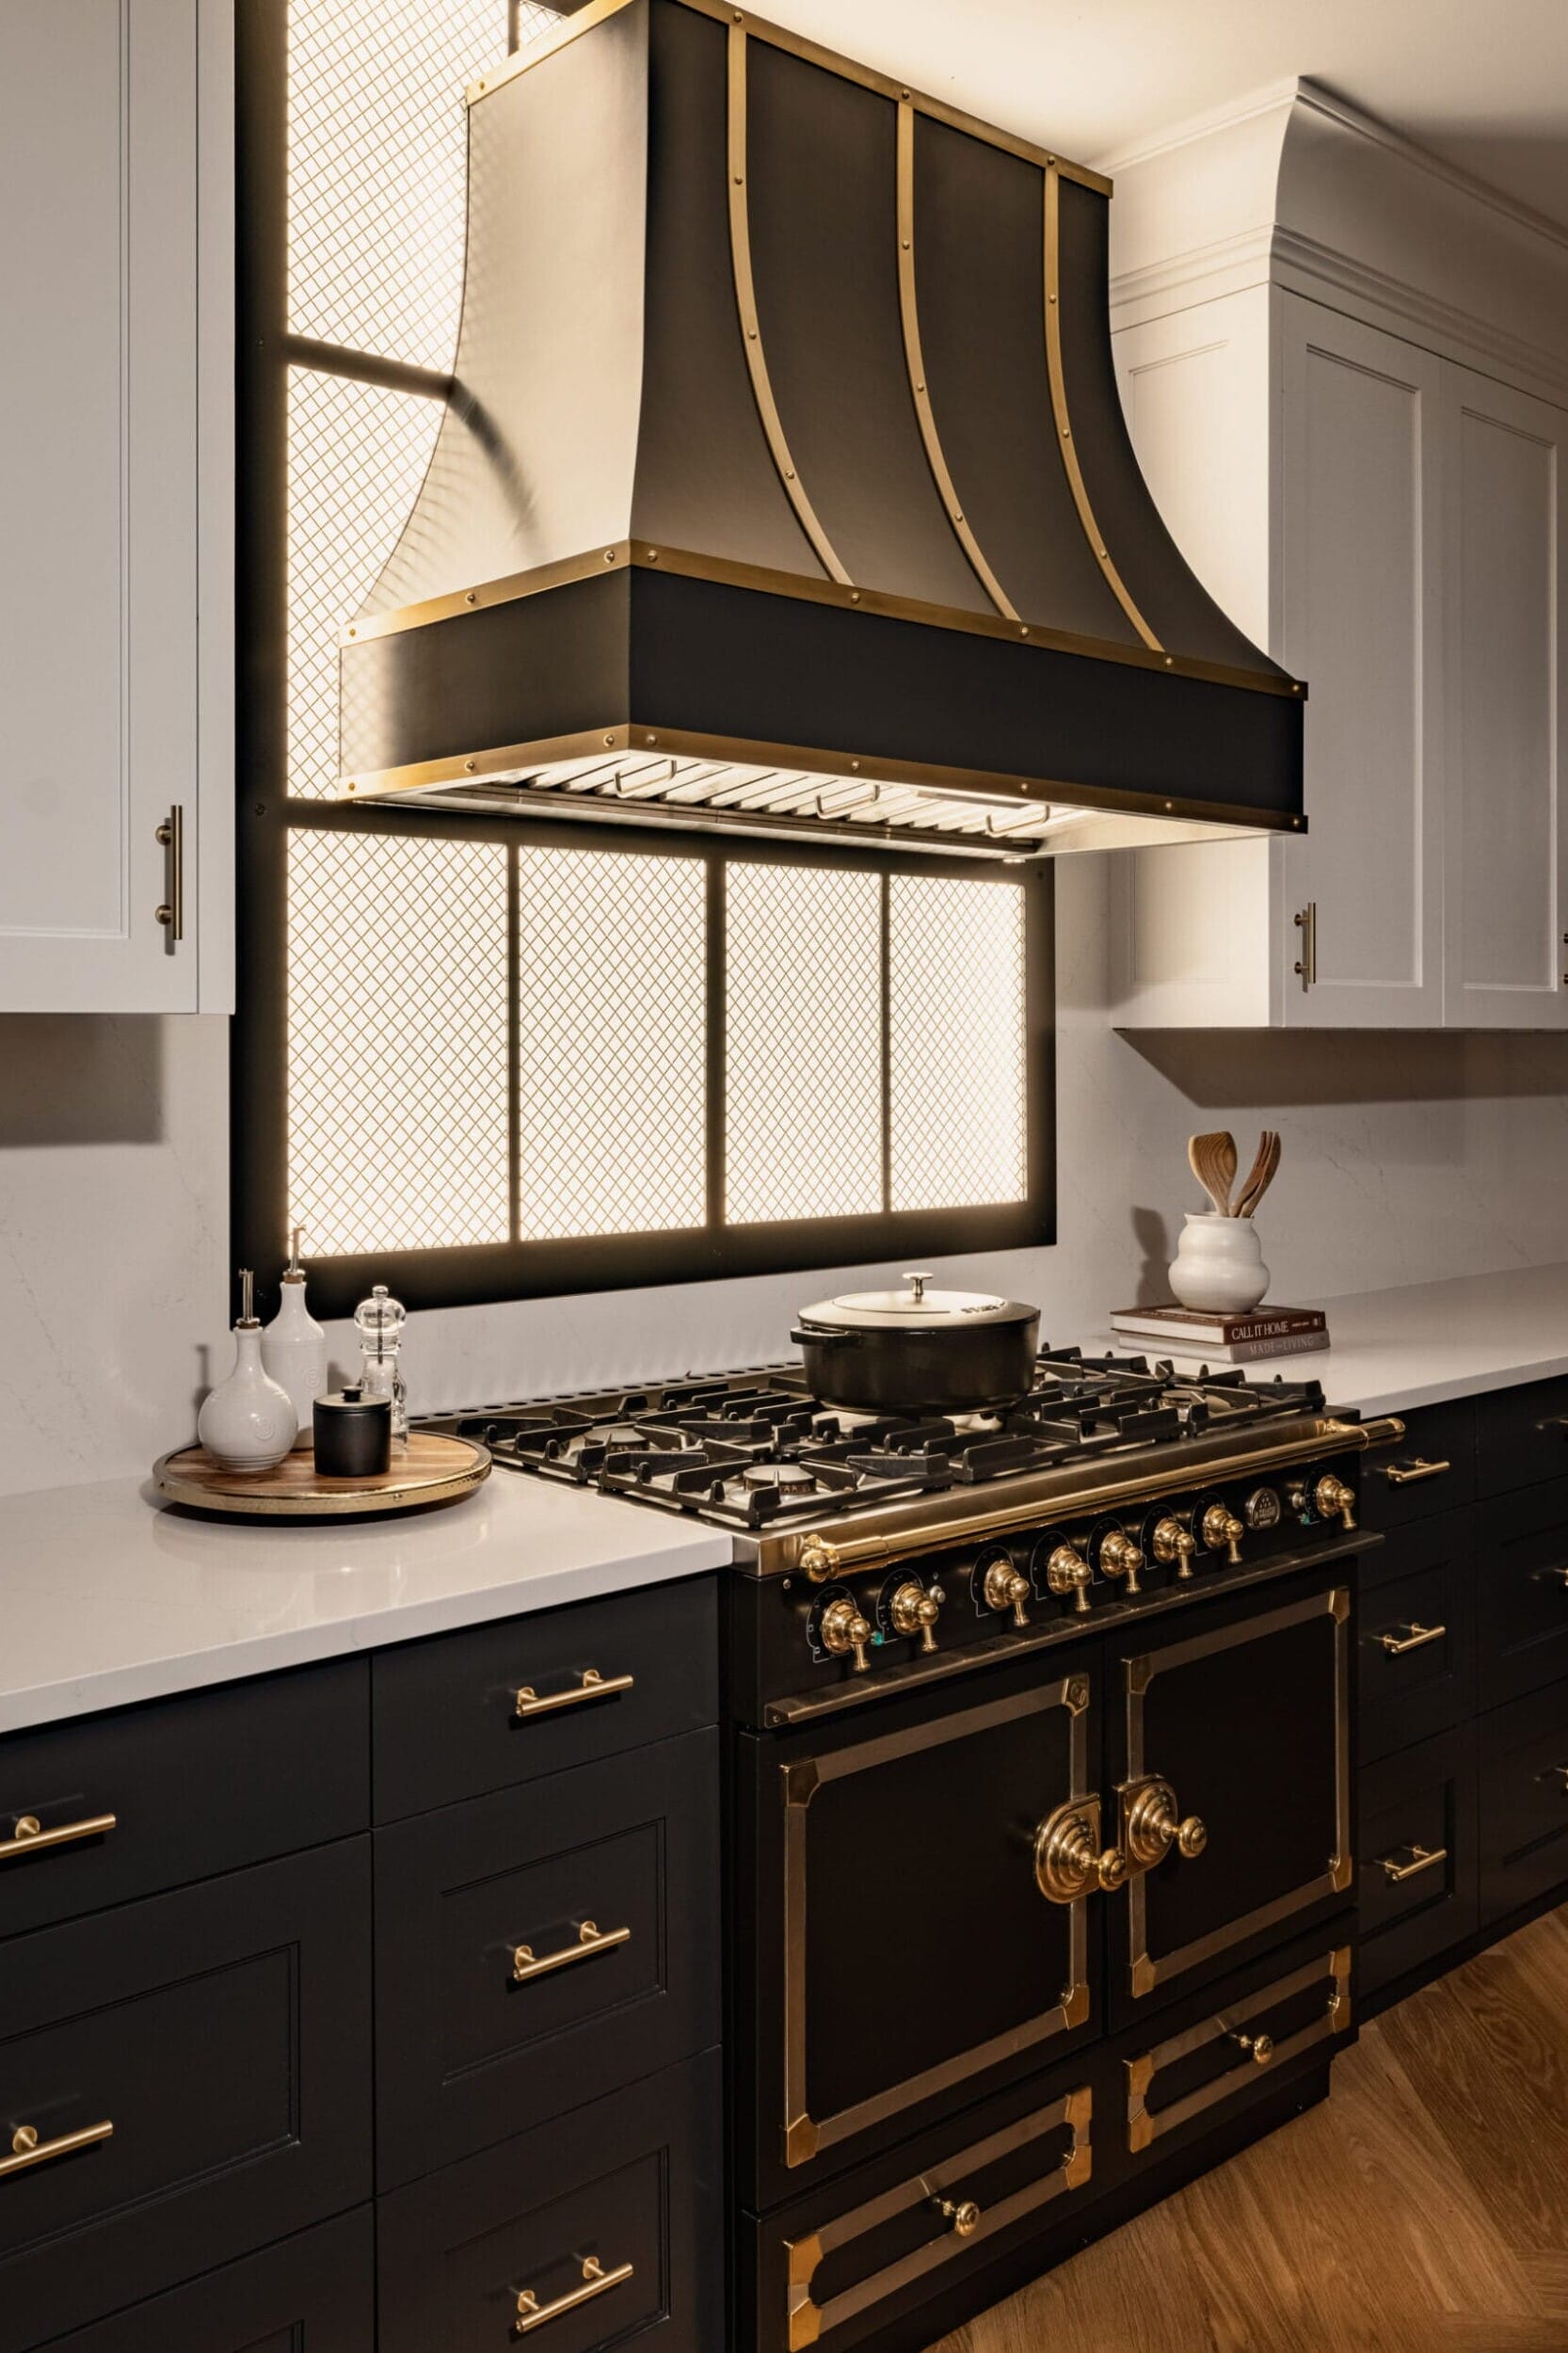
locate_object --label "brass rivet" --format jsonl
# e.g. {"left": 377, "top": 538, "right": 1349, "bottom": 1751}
{"left": 1020, "top": 625, "right": 1030, "bottom": 637}
{"left": 1164, "top": 655, "right": 1174, "bottom": 667}
{"left": 1062, "top": 424, "right": 1071, "bottom": 438}
{"left": 916, "top": 381, "right": 925, "bottom": 393}
{"left": 747, "top": 327, "right": 758, "bottom": 339}
{"left": 1048, "top": 292, "right": 1058, "bottom": 304}
{"left": 1164, "top": 799, "right": 1174, "bottom": 811}
{"left": 346, "top": 780, "right": 357, "bottom": 792}
{"left": 852, "top": 760, "right": 860, "bottom": 771}
{"left": 347, "top": 625, "right": 356, "bottom": 637}
{"left": 902, "top": 238, "right": 911, "bottom": 249}
{"left": 850, "top": 591, "right": 861, "bottom": 603}
{"left": 465, "top": 590, "right": 477, "bottom": 604}
{"left": 954, "top": 510, "right": 964, "bottom": 522}
{"left": 785, "top": 468, "right": 795, "bottom": 478}
{"left": 646, "top": 733, "right": 657, "bottom": 745}
{"left": 646, "top": 548, "right": 659, "bottom": 561}
{"left": 464, "top": 759, "right": 475, "bottom": 772}
{"left": 604, "top": 733, "right": 616, "bottom": 746}
{"left": 734, "top": 173, "right": 743, "bottom": 184}
{"left": 1098, "top": 547, "right": 1108, "bottom": 559}
{"left": 603, "top": 549, "right": 616, "bottom": 562}
{"left": 901, "top": 86, "right": 909, "bottom": 98}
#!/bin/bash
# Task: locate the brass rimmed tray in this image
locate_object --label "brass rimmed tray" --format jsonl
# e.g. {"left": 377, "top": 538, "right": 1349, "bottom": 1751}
{"left": 153, "top": 1432, "right": 491, "bottom": 1518}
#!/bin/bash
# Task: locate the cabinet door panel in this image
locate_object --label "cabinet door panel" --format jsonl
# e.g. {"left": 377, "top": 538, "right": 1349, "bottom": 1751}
{"left": 1277, "top": 296, "right": 1444, "bottom": 1026}
{"left": 1444, "top": 366, "right": 1568, "bottom": 1027}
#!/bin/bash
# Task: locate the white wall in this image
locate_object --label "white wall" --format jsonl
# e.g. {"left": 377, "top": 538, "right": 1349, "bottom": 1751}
{"left": 4, "top": 855, "right": 1568, "bottom": 1498}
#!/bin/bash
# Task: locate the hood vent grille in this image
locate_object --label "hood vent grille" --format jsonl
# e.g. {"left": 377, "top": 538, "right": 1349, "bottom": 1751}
{"left": 339, "top": 0, "right": 1304, "bottom": 857}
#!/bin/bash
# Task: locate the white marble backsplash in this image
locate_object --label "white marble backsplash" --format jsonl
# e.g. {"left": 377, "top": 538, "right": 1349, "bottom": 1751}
{"left": 4, "top": 857, "right": 1568, "bottom": 1495}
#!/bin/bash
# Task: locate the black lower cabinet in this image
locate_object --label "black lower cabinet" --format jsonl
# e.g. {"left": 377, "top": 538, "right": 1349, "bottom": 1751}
{"left": 0, "top": 1840, "right": 372, "bottom": 2353}
{"left": 1479, "top": 1676, "right": 1568, "bottom": 1921}
{"left": 38, "top": 2210, "right": 375, "bottom": 2353}
{"left": 1358, "top": 1722, "right": 1479, "bottom": 2000}
{"left": 376, "top": 2050, "right": 723, "bottom": 2353}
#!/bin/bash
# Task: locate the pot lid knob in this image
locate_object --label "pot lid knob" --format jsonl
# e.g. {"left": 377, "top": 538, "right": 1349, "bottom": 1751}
{"left": 903, "top": 1271, "right": 933, "bottom": 1305}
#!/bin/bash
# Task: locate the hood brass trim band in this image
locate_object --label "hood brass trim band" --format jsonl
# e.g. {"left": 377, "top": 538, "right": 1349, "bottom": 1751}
{"left": 1044, "top": 161, "right": 1160, "bottom": 654}
{"left": 344, "top": 539, "right": 1304, "bottom": 698}
{"left": 896, "top": 103, "right": 1018, "bottom": 623}
{"left": 728, "top": 25, "right": 850, "bottom": 587}
{"left": 467, "top": 0, "right": 1113, "bottom": 203}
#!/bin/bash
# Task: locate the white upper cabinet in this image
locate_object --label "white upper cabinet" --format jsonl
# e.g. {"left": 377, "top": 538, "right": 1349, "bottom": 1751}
{"left": 0, "top": 0, "right": 232, "bottom": 1013}
{"left": 1107, "top": 79, "right": 1568, "bottom": 1030}
{"left": 1443, "top": 368, "right": 1568, "bottom": 1027}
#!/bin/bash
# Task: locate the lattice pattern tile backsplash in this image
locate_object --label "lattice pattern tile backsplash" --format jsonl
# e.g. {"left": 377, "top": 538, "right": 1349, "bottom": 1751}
{"left": 287, "top": 829, "right": 512, "bottom": 1255}
{"left": 888, "top": 875, "right": 1029, "bottom": 1211}
{"left": 515, "top": 847, "right": 708, "bottom": 1240}
{"left": 726, "top": 865, "right": 883, "bottom": 1225}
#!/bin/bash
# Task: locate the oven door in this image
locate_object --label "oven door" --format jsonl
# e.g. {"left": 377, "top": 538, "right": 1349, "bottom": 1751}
{"left": 1105, "top": 1567, "right": 1353, "bottom": 2031}
{"left": 736, "top": 1654, "right": 1100, "bottom": 2209}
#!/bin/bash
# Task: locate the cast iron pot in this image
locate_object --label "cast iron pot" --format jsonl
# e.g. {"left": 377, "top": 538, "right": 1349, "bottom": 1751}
{"left": 791, "top": 1272, "right": 1041, "bottom": 1414}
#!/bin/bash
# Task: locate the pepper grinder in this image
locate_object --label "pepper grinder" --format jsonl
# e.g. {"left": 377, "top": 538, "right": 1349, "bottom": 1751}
{"left": 198, "top": 1271, "right": 297, "bottom": 1471}
{"left": 353, "top": 1282, "right": 408, "bottom": 1444}
{"left": 262, "top": 1228, "right": 328, "bottom": 1450}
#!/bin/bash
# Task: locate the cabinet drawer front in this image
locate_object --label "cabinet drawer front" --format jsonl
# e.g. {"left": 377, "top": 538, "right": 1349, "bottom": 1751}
{"left": 1476, "top": 1480, "right": 1568, "bottom": 1709}
{"left": 1124, "top": 1942, "right": 1352, "bottom": 2164}
{"left": 746, "top": 2060, "right": 1094, "bottom": 2353}
{"left": 376, "top": 2051, "right": 722, "bottom": 2353}
{"left": 372, "top": 1578, "right": 717, "bottom": 1820}
{"left": 43, "top": 2208, "right": 375, "bottom": 2353}
{"left": 1477, "top": 1379, "right": 1568, "bottom": 1497}
{"left": 1359, "top": 1401, "right": 1476, "bottom": 1534}
{"left": 375, "top": 1730, "right": 720, "bottom": 2187}
{"left": 1358, "top": 1520, "right": 1476, "bottom": 1760}
{"left": 1358, "top": 1724, "right": 1479, "bottom": 2000}
{"left": 1480, "top": 1678, "right": 1568, "bottom": 1923}
{"left": 0, "top": 1841, "right": 372, "bottom": 2350}
{"left": 0, "top": 1659, "right": 368, "bottom": 1939}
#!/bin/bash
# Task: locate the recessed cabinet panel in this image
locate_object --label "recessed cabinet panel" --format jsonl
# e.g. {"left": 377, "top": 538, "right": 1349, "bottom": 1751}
{"left": 1445, "top": 368, "right": 1568, "bottom": 1027}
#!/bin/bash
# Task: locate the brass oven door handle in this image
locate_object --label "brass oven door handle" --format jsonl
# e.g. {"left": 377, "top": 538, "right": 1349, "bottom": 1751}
{"left": 511, "top": 1919, "right": 631, "bottom": 1983}
{"left": 515, "top": 2255, "right": 633, "bottom": 2334}
{"left": 514, "top": 1668, "right": 633, "bottom": 1720}
{"left": 1378, "top": 1842, "right": 1447, "bottom": 1883}
{"left": 1382, "top": 1458, "right": 1451, "bottom": 1487}
{"left": 1, "top": 2120, "right": 115, "bottom": 2179}
{"left": 1376, "top": 1622, "right": 1446, "bottom": 1656}
{"left": 1, "top": 1811, "right": 117, "bottom": 1862}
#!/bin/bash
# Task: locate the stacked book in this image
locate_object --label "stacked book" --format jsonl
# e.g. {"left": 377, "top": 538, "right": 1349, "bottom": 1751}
{"left": 1109, "top": 1304, "right": 1329, "bottom": 1365}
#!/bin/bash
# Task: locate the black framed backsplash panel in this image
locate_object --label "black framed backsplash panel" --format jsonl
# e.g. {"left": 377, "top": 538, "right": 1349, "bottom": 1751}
{"left": 232, "top": 0, "right": 1055, "bottom": 1323}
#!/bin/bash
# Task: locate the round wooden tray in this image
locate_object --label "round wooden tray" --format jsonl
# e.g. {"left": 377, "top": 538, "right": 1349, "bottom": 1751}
{"left": 154, "top": 1431, "right": 491, "bottom": 1518}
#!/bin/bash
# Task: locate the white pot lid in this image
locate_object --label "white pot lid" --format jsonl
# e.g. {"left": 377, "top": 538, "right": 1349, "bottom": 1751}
{"left": 797, "top": 1271, "right": 1039, "bottom": 1332}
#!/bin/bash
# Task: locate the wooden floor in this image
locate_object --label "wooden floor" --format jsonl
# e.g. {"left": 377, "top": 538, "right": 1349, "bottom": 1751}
{"left": 931, "top": 1907, "right": 1568, "bottom": 2353}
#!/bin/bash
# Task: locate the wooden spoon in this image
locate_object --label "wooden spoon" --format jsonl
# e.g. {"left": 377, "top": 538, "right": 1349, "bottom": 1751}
{"left": 1234, "top": 1129, "right": 1282, "bottom": 1219}
{"left": 1188, "top": 1130, "right": 1238, "bottom": 1217}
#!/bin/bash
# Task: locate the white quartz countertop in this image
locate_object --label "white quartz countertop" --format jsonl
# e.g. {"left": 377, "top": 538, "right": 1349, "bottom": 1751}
{"left": 0, "top": 1468, "right": 730, "bottom": 1734}
{"left": 1092, "top": 1260, "right": 1568, "bottom": 1418}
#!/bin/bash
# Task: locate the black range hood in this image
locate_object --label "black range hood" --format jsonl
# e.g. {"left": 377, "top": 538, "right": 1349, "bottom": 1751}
{"left": 339, "top": 0, "right": 1304, "bottom": 859}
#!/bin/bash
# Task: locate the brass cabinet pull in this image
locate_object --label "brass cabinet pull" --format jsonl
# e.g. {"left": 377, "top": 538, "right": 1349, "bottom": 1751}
{"left": 1376, "top": 1622, "right": 1447, "bottom": 1657}
{"left": 514, "top": 1668, "right": 633, "bottom": 1720}
{"left": 1, "top": 2120, "right": 115, "bottom": 2179}
{"left": 1033, "top": 1795, "right": 1127, "bottom": 1905}
{"left": 1224, "top": 2027, "right": 1274, "bottom": 2066}
{"left": 1378, "top": 1842, "right": 1447, "bottom": 1883}
{"left": 1293, "top": 901, "right": 1317, "bottom": 989}
{"left": 1122, "top": 1775, "right": 1208, "bottom": 1873}
{"left": 154, "top": 803, "right": 184, "bottom": 942}
{"left": 931, "top": 2196, "right": 983, "bottom": 2236}
{"left": 1536, "top": 1417, "right": 1568, "bottom": 1434}
{"left": 1, "top": 1811, "right": 116, "bottom": 1863}
{"left": 515, "top": 2255, "right": 633, "bottom": 2335}
{"left": 511, "top": 1919, "right": 631, "bottom": 1983}
{"left": 1383, "top": 1458, "right": 1451, "bottom": 1487}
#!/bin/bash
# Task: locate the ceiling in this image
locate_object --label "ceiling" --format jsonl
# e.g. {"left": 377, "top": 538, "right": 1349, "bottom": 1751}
{"left": 743, "top": 0, "right": 1568, "bottom": 232}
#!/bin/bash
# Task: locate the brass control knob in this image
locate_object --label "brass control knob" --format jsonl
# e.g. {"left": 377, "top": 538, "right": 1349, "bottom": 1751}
{"left": 1150, "top": 1515, "right": 1198, "bottom": 1580}
{"left": 932, "top": 2197, "right": 983, "bottom": 2237}
{"left": 1098, "top": 1528, "right": 1144, "bottom": 1596}
{"left": 1201, "top": 1502, "right": 1245, "bottom": 1566}
{"left": 1124, "top": 1776, "right": 1208, "bottom": 1871}
{"left": 888, "top": 1577, "right": 944, "bottom": 1654}
{"left": 1314, "top": 1473, "right": 1357, "bottom": 1531}
{"left": 820, "top": 1595, "right": 873, "bottom": 1673}
{"left": 1226, "top": 2028, "right": 1274, "bottom": 2066}
{"left": 1045, "top": 1545, "right": 1094, "bottom": 1616}
{"left": 982, "top": 1555, "right": 1032, "bottom": 1628}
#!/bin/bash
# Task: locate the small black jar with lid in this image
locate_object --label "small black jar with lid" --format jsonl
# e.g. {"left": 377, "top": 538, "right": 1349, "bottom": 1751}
{"left": 312, "top": 1387, "right": 392, "bottom": 1479}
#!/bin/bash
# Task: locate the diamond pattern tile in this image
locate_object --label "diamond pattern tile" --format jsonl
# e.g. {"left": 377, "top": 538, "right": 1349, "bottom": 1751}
{"left": 516, "top": 848, "right": 708, "bottom": 1239}
{"left": 286, "top": 368, "right": 447, "bottom": 799}
{"left": 287, "top": 0, "right": 513, "bottom": 368}
{"left": 888, "top": 875, "right": 1029, "bottom": 1211}
{"left": 287, "top": 828, "right": 511, "bottom": 1255}
{"left": 726, "top": 864, "right": 883, "bottom": 1225}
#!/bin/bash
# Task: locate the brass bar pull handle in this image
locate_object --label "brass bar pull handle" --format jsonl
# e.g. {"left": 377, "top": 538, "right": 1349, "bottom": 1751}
{"left": 1, "top": 1811, "right": 117, "bottom": 1863}
{"left": 1378, "top": 1842, "right": 1448, "bottom": 1883}
{"left": 1377, "top": 1622, "right": 1447, "bottom": 1657}
{"left": 1, "top": 2120, "right": 115, "bottom": 2179}
{"left": 1383, "top": 1458, "right": 1452, "bottom": 1487}
{"left": 155, "top": 804, "right": 184, "bottom": 942}
{"left": 514, "top": 1668, "right": 633, "bottom": 1720}
{"left": 515, "top": 2255, "right": 633, "bottom": 2335}
{"left": 1293, "top": 900, "right": 1317, "bottom": 990}
{"left": 511, "top": 1919, "right": 631, "bottom": 1984}
{"left": 1536, "top": 1417, "right": 1568, "bottom": 1433}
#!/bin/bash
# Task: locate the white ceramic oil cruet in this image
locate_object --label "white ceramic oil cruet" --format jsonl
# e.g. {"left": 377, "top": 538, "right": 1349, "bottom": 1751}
{"left": 198, "top": 1270, "right": 297, "bottom": 1470}
{"left": 261, "top": 1227, "right": 328, "bottom": 1449}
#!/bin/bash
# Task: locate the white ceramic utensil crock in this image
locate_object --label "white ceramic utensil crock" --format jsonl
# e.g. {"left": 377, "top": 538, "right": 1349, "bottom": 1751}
{"left": 1167, "top": 1211, "right": 1271, "bottom": 1314}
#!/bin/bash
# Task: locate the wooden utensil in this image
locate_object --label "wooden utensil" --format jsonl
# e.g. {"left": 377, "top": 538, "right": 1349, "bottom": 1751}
{"left": 1188, "top": 1130, "right": 1238, "bottom": 1217}
{"left": 1234, "top": 1129, "right": 1282, "bottom": 1219}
